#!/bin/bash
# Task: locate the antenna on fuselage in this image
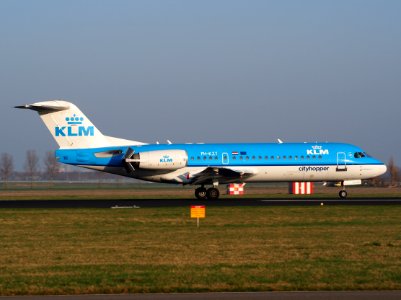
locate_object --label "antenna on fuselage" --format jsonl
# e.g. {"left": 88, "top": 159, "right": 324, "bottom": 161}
{"left": 167, "top": 140, "right": 172, "bottom": 144}
{"left": 277, "top": 139, "right": 283, "bottom": 144}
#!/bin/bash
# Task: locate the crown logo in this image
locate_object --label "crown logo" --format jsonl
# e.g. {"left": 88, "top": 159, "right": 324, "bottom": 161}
{"left": 312, "top": 145, "right": 321, "bottom": 150}
{"left": 66, "top": 114, "right": 84, "bottom": 125}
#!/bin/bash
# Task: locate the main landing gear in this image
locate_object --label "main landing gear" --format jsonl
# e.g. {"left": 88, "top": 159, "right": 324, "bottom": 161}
{"left": 339, "top": 181, "right": 348, "bottom": 199}
{"left": 195, "top": 185, "right": 220, "bottom": 200}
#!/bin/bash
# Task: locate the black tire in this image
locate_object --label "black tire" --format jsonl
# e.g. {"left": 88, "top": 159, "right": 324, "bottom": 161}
{"left": 206, "top": 187, "right": 220, "bottom": 200}
{"left": 339, "top": 190, "right": 347, "bottom": 199}
{"left": 195, "top": 187, "right": 207, "bottom": 200}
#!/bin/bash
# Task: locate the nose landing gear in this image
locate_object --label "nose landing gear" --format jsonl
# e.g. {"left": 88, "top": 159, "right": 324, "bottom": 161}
{"left": 339, "top": 181, "right": 348, "bottom": 199}
{"left": 339, "top": 190, "right": 348, "bottom": 199}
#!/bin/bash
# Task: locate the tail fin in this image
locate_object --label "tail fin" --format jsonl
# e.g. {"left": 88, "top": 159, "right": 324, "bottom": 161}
{"left": 16, "top": 100, "right": 143, "bottom": 149}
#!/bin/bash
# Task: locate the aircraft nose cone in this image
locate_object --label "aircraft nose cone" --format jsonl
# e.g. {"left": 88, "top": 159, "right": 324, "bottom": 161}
{"left": 371, "top": 164, "right": 387, "bottom": 177}
{"left": 378, "top": 164, "right": 387, "bottom": 176}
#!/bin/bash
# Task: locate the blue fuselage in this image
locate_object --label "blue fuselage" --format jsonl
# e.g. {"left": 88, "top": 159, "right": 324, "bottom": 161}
{"left": 55, "top": 142, "right": 386, "bottom": 186}
{"left": 56, "top": 142, "right": 383, "bottom": 169}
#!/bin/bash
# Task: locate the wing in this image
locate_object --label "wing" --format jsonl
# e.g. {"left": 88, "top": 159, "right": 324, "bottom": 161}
{"left": 189, "top": 167, "right": 256, "bottom": 185}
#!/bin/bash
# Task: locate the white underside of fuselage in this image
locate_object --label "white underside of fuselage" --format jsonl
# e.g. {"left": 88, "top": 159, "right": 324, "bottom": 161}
{"left": 80, "top": 164, "right": 386, "bottom": 185}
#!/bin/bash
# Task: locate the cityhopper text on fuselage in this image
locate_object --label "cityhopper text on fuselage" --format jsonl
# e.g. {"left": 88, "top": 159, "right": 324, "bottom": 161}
{"left": 16, "top": 100, "right": 387, "bottom": 200}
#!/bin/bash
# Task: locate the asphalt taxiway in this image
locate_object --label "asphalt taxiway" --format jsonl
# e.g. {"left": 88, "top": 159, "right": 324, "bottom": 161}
{"left": 1, "top": 198, "right": 401, "bottom": 208}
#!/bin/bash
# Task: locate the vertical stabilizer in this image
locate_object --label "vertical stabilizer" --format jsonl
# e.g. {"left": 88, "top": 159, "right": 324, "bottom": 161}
{"left": 15, "top": 100, "right": 136, "bottom": 149}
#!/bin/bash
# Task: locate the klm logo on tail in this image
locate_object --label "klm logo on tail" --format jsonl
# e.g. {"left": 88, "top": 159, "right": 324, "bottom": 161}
{"left": 55, "top": 115, "right": 94, "bottom": 137}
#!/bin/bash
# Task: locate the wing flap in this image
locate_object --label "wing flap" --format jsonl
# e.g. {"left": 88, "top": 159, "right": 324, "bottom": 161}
{"left": 190, "top": 167, "right": 256, "bottom": 185}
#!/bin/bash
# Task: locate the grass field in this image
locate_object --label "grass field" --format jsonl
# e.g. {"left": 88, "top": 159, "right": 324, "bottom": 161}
{"left": 1, "top": 205, "right": 401, "bottom": 295}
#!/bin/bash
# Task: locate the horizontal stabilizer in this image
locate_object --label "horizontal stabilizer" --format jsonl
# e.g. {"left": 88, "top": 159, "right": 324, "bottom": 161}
{"left": 15, "top": 101, "right": 70, "bottom": 113}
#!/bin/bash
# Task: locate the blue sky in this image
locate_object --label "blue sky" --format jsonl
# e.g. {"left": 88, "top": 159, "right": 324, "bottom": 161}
{"left": 1, "top": 0, "right": 400, "bottom": 170}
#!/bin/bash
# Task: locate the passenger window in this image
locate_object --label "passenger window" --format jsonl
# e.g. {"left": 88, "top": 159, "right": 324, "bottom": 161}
{"left": 312, "top": 155, "right": 316, "bottom": 159}
{"left": 300, "top": 156, "right": 304, "bottom": 160}
{"left": 277, "top": 156, "right": 280, "bottom": 160}
{"left": 306, "top": 156, "right": 310, "bottom": 159}
{"left": 295, "top": 156, "right": 298, "bottom": 160}
{"left": 197, "top": 156, "right": 201, "bottom": 160}
{"left": 246, "top": 156, "right": 249, "bottom": 160}
{"left": 271, "top": 156, "right": 274, "bottom": 160}
{"left": 252, "top": 156, "right": 256, "bottom": 160}
{"left": 191, "top": 156, "right": 194, "bottom": 160}
{"left": 240, "top": 156, "right": 243, "bottom": 160}
{"left": 283, "top": 156, "right": 286, "bottom": 160}
{"left": 232, "top": 156, "right": 236, "bottom": 160}
{"left": 265, "top": 156, "right": 268, "bottom": 160}
{"left": 203, "top": 156, "right": 207, "bottom": 160}
{"left": 318, "top": 155, "right": 322, "bottom": 159}
{"left": 258, "top": 156, "right": 262, "bottom": 160}
{"left": 289, "top": 156, "right": 292, "bottom": 160}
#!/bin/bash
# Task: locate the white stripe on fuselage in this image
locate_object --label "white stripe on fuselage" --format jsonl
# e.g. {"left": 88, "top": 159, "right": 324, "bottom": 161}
{"left": 81, "top": 164, "right": 386, "bottom": 184}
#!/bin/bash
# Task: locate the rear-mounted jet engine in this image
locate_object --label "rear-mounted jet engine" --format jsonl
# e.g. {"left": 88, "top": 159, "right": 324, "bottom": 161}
{"left": 124, "top": 149, "right": 187, "bottom": 171}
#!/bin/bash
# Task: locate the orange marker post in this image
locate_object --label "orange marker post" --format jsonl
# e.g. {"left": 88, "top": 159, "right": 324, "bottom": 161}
{"left": 190, "top": 205, "right": 205, "bottom": 228}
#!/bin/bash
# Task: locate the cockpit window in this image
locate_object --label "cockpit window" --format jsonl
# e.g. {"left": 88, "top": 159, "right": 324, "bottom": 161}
{"left": 354, "top": 152, "right": 366, "bottom": 159}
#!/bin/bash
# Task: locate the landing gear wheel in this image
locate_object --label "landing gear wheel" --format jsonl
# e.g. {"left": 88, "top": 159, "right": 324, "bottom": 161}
{"left": 339, "top": 190, "right": 347, "bottom": 199}
{"left": 195, "top": 187, "right": 207, "bottom": 200}
{"left": 206, "top": 187, "right": 220, "bottom": 200}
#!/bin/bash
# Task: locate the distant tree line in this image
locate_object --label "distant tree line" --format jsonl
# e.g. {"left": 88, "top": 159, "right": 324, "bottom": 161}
{"left": 0, "top": 150, "right": 126, "bottom": 189}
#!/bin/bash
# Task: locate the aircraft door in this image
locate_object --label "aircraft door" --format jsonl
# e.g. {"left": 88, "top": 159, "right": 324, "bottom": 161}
{"left": 222, "top": 152, "right": 229, "bottom": 165}
{"left": 336, "top": 152, "right": 347, "bottom": 171}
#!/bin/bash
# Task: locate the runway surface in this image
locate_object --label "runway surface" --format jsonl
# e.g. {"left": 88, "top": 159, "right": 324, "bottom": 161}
{"left": 1, "top": 198, "right": 401, "bottom": 208}
{"left": 2, "top": 291, "right": 401, "bottom": 300}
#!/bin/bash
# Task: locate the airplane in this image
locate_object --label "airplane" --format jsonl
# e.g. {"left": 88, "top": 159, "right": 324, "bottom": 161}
{"left": 16, "top": 100, "right": 387, "bottom": 200}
